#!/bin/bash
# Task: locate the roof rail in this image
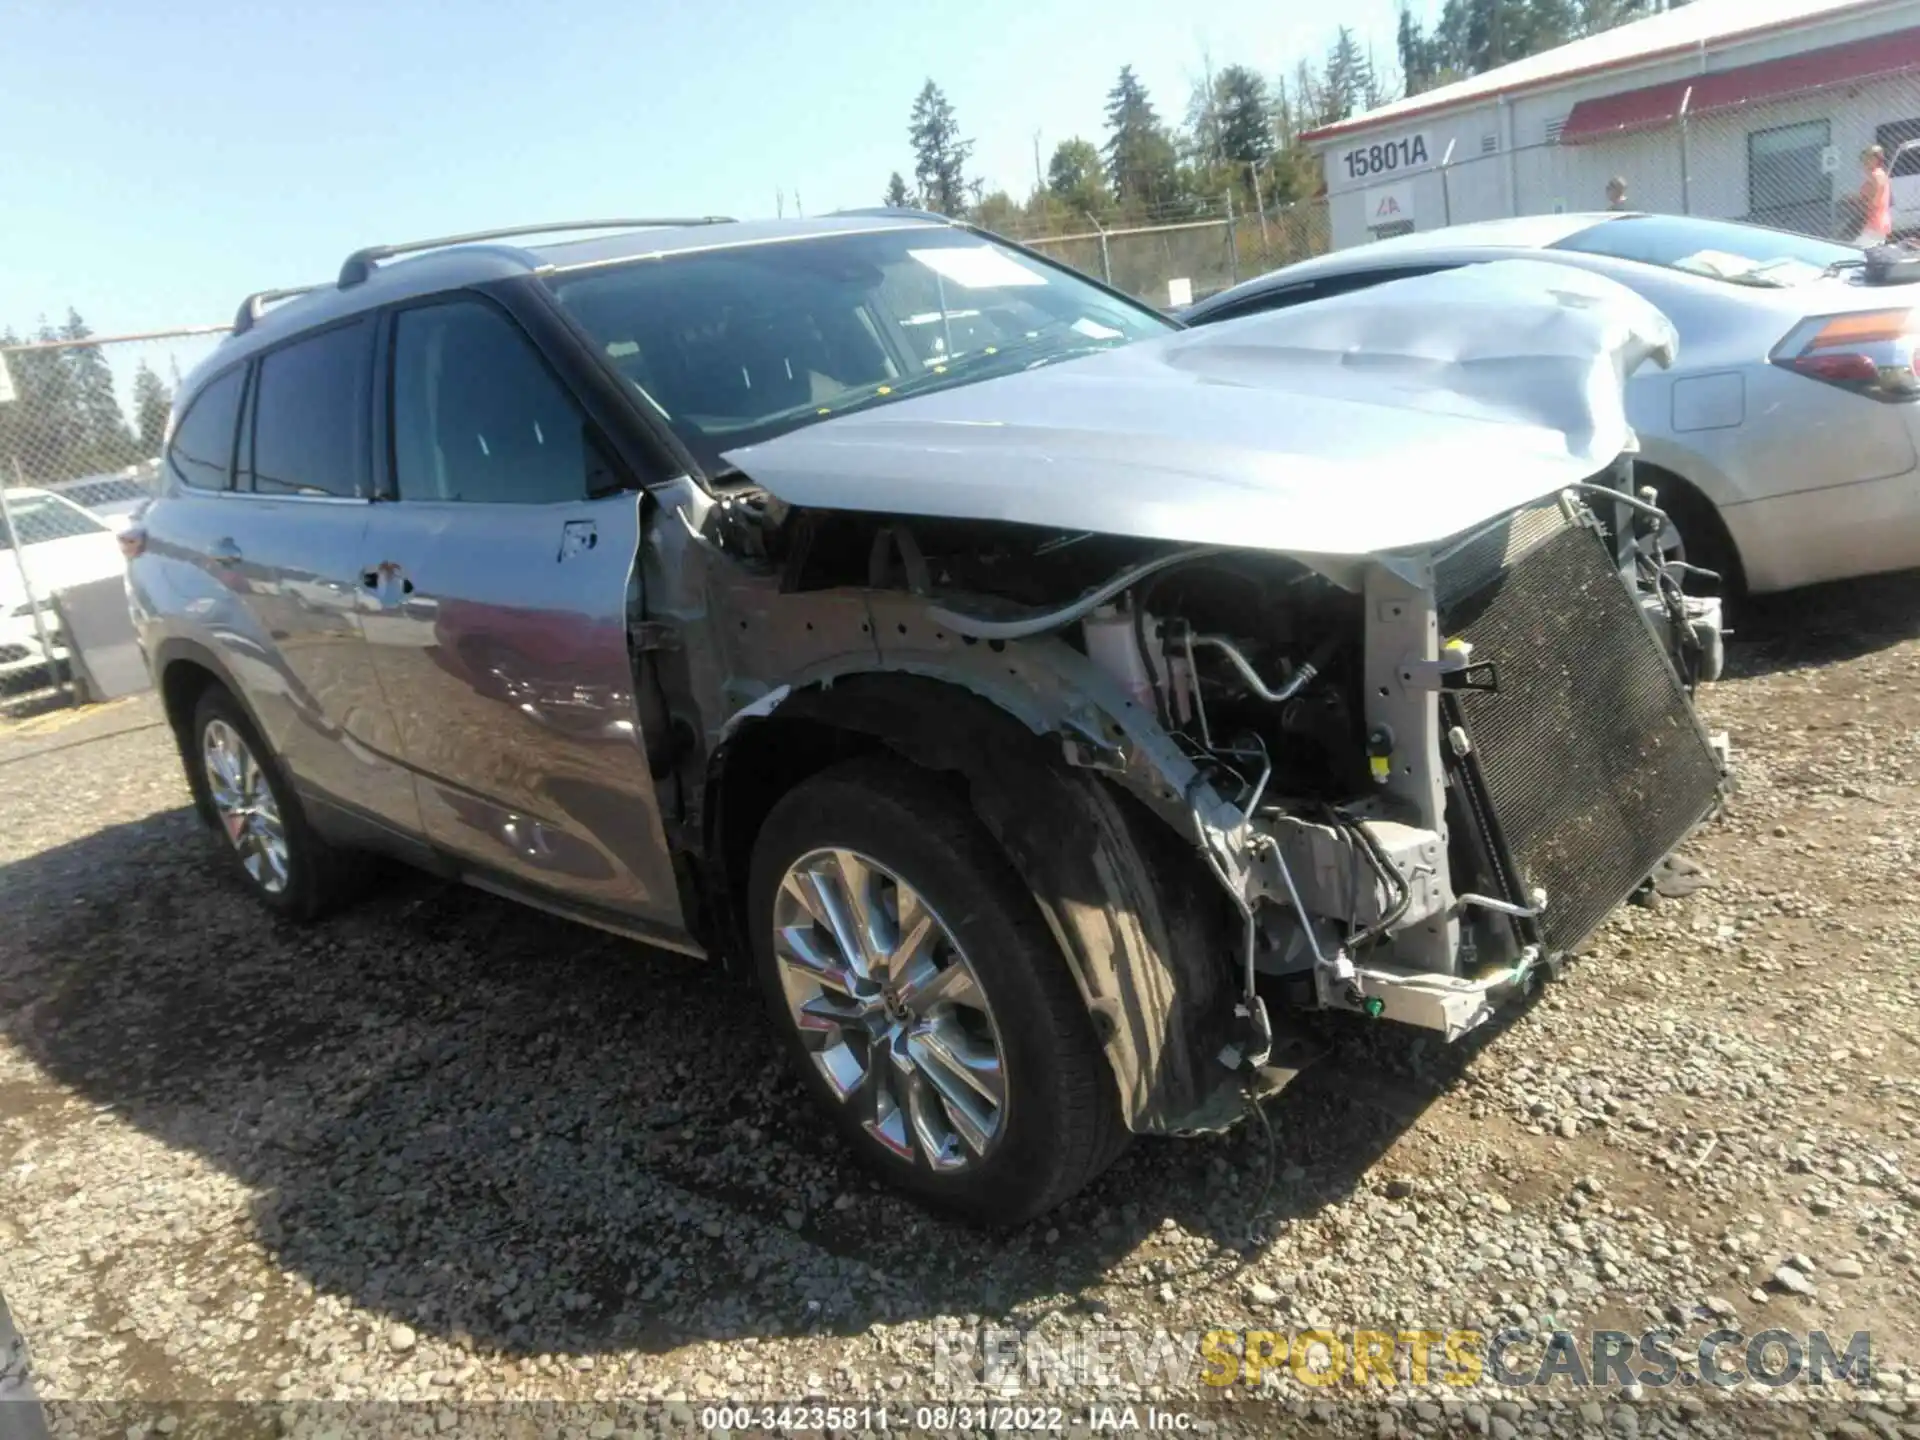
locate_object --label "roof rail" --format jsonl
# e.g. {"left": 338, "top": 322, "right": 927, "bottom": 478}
{"left": 336, "top": 217, "right": 737, "bottom": 288}
{"left": 828, "top": 206, "right": 957, "bottom": 225}
{"left": 232, "top": 284, "right": 328, "bottom": 335}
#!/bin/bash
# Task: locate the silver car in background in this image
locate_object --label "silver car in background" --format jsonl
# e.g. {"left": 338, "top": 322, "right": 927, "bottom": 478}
{"left": 1185, "top": 213, "right": 1920, "bottom": 595}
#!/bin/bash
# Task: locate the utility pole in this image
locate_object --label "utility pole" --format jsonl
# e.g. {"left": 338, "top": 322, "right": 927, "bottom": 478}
{"left": 1032, "top": 131, "right": 1044, "bottom": 198}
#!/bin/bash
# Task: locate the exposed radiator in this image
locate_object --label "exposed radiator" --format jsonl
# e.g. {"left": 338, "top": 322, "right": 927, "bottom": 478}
{"left": 1436, "top": 501, "right": 1723, "bottom": 954}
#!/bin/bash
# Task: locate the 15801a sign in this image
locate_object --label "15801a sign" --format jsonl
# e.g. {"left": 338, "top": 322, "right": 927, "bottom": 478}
{"left": 1338, "top": 132, "right": 1432, "bottom": 182}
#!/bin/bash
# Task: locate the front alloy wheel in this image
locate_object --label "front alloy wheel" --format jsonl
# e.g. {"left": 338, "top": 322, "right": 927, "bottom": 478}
{"left": 749, "top": 757, "right": 1127, "bottom": 1225}
{"left": 202, "top": 717, "right": 290, "bottom": 894}
{"left": 773, "top": 848, "right": 1007, "bottom": 1170}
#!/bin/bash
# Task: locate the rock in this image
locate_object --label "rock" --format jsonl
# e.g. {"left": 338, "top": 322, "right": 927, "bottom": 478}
{"left": 1827, "top": 1257, "right": 1865, "bottom": 1279}
{"left": 1384, "top": 1179, "right": 1414, "bottom": 1200}
{"left": 1246, "top": 1281, "right": 1281, "bottom": 1307}
{"left": 1770, "top": 1266, "right": 1817, "bottom": 1298}
{"left": 1490, "top": 1422, "right": 1520, "bottom": 1440}
{"left": 702, "top": 1219, "right": 724, "bottom": 1238}
{"left": 1704, "top": 1296, "right": 1738, "bottom": 1319}
{"left": 387, "top": 1325, "right": 417, "bottom": 1353}
{"left": 783, "top": 1208, "right": 805, "bottom": 1230}
{"left": 1488, "top": 1194, "right": 1513, "bottom": 1216}
{"left": 1559, "top": 1117, "right": 1580, "bottom": 1139}
{"left": 1580, "top": 1401, "right": 1606, "bottom": 1427}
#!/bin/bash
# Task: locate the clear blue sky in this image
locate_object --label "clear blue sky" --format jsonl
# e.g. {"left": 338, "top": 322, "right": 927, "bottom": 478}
{"left": 2, "top": 0, "right": 1434, "bottom": 339}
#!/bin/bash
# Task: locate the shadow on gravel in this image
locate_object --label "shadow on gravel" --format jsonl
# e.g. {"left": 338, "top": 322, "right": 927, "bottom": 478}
{"left": 0, "top": 807, "right": 1490, "bottom": 1365}
{"left": 1723, "top": 568, "right": 1920, "bottom": 680}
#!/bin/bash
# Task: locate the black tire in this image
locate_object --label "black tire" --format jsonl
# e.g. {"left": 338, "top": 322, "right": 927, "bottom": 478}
{"left": 188, "top": 686, "right": 360, "bottom": 920}
{"left": 748, "top": 756, "right": 1128, "bottom": 1225}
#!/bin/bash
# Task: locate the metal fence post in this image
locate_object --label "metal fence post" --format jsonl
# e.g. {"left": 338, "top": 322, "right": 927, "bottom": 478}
{"left": 1440, "top": 138, "right": 1456, "bottom": 227}
{"left": 1678, "top": 85, "right": 1694, "bottom": 216}
{"left": 1082, "top": 211, "right": 1112, "bottom": 284}
{"left": 1, "top": 459, "right": 68, "bottom": 703}
{"left": 1224, "top": 189, "right": 1239, "bottom": 284}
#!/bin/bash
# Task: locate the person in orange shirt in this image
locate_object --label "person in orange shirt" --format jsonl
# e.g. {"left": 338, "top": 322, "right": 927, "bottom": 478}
{"left": 1857, "top": 145, "right": 1893, "bottom": 246}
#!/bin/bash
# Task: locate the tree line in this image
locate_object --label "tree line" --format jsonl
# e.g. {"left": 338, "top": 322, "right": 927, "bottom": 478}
{"left": 885, "top": 0, "right": 1691, "bottom": 234}
{"left": 0, "top": 311, "right": 171, "bottom": 486}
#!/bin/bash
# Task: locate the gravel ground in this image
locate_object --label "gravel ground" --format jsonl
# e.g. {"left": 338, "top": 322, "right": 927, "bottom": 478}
{"left": 2, "top": 575, "right": 1919, "bottom": 1438}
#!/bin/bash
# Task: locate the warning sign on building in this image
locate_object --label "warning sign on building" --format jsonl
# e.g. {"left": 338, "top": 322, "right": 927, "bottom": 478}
{"left": 1364, "top": 180, "right": 1416, "bottom": 230}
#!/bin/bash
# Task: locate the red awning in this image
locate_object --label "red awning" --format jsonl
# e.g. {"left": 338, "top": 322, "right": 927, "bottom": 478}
{"left": 1562, "top": 26, "right": 1920, "bottom": 145}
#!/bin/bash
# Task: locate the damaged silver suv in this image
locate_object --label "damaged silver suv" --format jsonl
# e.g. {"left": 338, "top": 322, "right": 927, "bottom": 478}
{"left": 129, "top": 214, "right": 1727, "bottom": 1224}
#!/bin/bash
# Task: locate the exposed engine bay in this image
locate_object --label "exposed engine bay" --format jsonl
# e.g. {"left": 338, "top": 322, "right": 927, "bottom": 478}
{"left": 685, "top": 469, "right": 1729, "bottom": 1099}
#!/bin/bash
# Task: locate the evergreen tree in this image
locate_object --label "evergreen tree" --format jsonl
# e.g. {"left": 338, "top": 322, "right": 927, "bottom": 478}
{"left": 61, "top": 309, "right": 135, "bottom": 470}
{"left": 883, "top": 172, "right": 914, "bottom": 208}
{"left": 1321, "top": 27, "right": 1378, "bottom": 126}
{"left": 1434, "top": 0, "right": 1582, "bottom": 76}
{"left": 1047, "top": 137, "right": 1110, "bottom": 218}
{"left": 1103, "top": 66, "right": 1180, "bottom": 213}
{"left": 133, "top": 361, "right": 172, "bottom": 455}
{"left": 908, "top": 81, "right": 974, "bottom": 216}
{"left": 1214, "top": 65, "right": 1274, "bottom": 168}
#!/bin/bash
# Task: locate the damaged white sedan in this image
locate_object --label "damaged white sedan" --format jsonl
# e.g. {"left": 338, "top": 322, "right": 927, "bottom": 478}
{"left": 130, "top": 215, "right": 1728, "bottom": 1224}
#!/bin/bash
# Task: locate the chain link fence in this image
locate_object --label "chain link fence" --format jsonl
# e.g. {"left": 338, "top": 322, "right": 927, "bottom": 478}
{"left": 0, "top": 326, "right": 227, "bottom": 710}
{"left": 1005, "top": 196, "right": 1333, "bottom": 311}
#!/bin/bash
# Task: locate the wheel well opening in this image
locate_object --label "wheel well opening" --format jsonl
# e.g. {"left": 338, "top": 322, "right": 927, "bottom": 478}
{"left": 160, "top": 658, "right": 221, "bottom": 736}
{"left": 158, "top": 658, "right": 225, "bottom": 823}
{"left": 706, "top": 714, "right": 886, "bottom": 966}
{"left": 1637, "top": 463, "right": 1746, "bottom": 596}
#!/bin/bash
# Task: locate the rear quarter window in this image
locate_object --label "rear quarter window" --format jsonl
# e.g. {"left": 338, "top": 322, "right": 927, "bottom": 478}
{"left": 166, "top": 366, "right": 247, "bottom": 491}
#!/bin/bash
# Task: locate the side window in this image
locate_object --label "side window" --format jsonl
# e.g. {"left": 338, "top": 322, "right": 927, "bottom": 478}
{"left": 248, "top": 321, "right": 369, "bottom": 498}
{"left": 166, "top": 366, "right": 246, "bottom": 490}
{"left": 390, "top": 300, "right": 597, "bottom": 504}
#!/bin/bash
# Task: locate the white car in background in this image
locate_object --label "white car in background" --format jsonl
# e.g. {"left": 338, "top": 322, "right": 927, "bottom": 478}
{"left": 0, "top": 487, "right": 129, "bottom": 688}
{"left": 1185, "top": 213, "right": 1920, "bottom": 596}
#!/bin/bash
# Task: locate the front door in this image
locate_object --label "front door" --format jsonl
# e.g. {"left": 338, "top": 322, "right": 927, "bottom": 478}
{"left": 361, "top": 293, "right": 683, "bottom": 928}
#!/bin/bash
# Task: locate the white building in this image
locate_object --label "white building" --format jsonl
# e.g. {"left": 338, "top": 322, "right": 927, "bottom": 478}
{"left": 1304, "top": 0, "right": 1920, "bottom": 248}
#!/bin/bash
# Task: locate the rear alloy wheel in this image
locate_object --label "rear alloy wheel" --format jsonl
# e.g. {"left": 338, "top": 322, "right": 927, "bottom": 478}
{"left": 189, "top": 687, "right": 359, "bottom": 919}
{"left": 202, "top": 717, "right": 291, "bottom": 895}
{"left": 749, "top": 758, "right": 1127, "bottom": 1224}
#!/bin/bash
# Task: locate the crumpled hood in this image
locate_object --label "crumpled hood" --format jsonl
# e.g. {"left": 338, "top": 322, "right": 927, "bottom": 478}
{"left": 723, "top": 259, "right": 1677, "bottom": 561}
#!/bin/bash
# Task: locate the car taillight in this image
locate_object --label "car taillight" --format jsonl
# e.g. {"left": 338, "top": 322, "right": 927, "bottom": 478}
{"left": 1771, "top": 310, "right": 1920, "bottom": 401}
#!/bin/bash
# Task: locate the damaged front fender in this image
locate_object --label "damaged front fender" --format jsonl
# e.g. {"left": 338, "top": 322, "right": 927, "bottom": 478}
{"left": 721, "top": 673, "right": 1247, "bottom": 1134}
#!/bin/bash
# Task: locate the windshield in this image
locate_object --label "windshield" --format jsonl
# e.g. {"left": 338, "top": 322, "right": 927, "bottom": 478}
{"left": 0, "top": 492, "right": 110, "bottom": 552}
{"left": 1552, "top": 213, "right": 1858, "bottom": 288}
{"left": 545, "top": 227, "right": 1174, "bottom": 470}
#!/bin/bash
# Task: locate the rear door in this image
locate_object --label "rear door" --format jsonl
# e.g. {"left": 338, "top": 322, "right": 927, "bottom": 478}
{"left": 151, "top": 328, "right": 420, "bottom": 833}
{"left": 359, "top": 292, "right": 683, "bottom": 928}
